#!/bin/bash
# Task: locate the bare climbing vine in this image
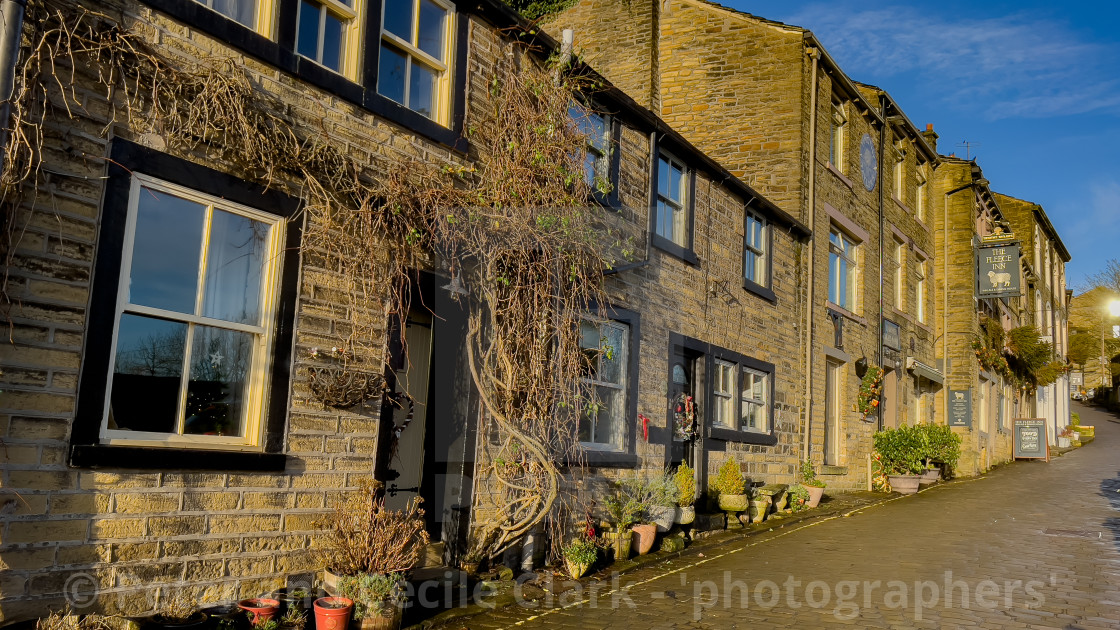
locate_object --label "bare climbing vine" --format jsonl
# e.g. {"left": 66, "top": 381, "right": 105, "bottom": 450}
{"left": 2, "top": 0, "right": 623, "bottom": 559}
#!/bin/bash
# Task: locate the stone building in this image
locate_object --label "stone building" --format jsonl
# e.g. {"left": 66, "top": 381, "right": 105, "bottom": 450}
{"left": 996, "top": 193, "right": 1072, "bottom": 443}
{"left": 0, "top": 0, "right": 808, "bottom": 619}
{"left": 1069, "top": 287, "right": 1120, "bottom": 394}
{"left": 545, "top": 0, "right": 943, "bottom": 490}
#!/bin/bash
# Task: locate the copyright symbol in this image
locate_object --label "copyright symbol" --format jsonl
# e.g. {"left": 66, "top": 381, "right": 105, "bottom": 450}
{"left": 64, "top": 572, "right": 99, "bottom": 608}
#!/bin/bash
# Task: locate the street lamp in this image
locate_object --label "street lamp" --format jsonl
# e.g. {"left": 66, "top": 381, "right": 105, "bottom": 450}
{"left": 1102, "top": 299, "right": 1120, "bottom": 390}
{"left": 1109, "top": 299, "right": 1120, "bottom": 318}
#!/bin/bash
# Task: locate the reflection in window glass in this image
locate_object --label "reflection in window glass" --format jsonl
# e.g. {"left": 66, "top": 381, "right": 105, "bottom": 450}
{"left": 379, "top": 0, "right": 450, "bottom": 121}
{"left": 296, "top": 0, "right": 320, "bottom": 60}
{"left": 204, "top": 0, "right": 257, "bottom": 28}
{"left": 111, "top": 314, "right": 187, "bottom": 434}
{"left": 129, "top": 188, "right": 205, "bottom": 314}
{"left": 409, "top": 62, "right": 436, "bottom": 118}
{"left": 185, "top": 326, "right": 255, "bottom": 436}
{"left": 418, "top": 0, "right": 445, "bottom": 57}
{"left": 578, "top": 320, "right": 629, "bottom": 450}
{"left": 203, "top": 210, "right": 269, "bottom": 325}
{"left": 383, "top": 0, "right": 413, "bottom": 39}
{"left": 378, "top": 44, "right": 408, "bottom": 105}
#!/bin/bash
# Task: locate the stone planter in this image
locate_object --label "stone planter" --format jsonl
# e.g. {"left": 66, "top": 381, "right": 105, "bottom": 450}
{"left": 747, "top": 496, "right": 771, "bottom": 524}
{"left": 1057, "top": 436, "right": 1071, "bottom": 448}
{"left": 565, "top": 558, "right": 591, "bottom": 579}
{"left": 648, "top": 506, "right": 676, "bottom": 533}
{"left": 718, "top": 493, "right": 749, "bottom": 513}
{"left": 632, "top": 524, "right": 657, "bottom": 555}
{"left": 888, "top": 474, "right": 922, "bottom": 495}
{"left": 676, "top": 506, "right": 696, "bottom": 525}
{"left": 919, "top": 468, "right": 940, "bottom": 485}
{"left": 805, "top": 486, "right": 824, "bottom": 508}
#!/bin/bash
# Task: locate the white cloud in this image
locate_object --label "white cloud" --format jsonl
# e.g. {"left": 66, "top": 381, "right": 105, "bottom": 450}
{"left": 780, "top": 3, "right": 1120, "bottom": 120}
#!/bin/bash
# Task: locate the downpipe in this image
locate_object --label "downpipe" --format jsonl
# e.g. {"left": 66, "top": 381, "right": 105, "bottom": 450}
{"left": 0, "top": 0, "right": 26, "bottom": 174}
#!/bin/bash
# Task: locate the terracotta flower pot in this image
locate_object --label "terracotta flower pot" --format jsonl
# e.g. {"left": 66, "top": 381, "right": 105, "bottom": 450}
{"left": 805, "top": 486, "right": 824, "bottom": 508}
{"left": 676, "top": 506, "right": 696, "bottom": 525}
{"left": 887, "top": 474, "right": 921, "bottom": 495}
{"left": 313, "top": 597, "right": 353, "bottom": 630}
{"left": 237, "top": 599, "right": 280, "bottom": 625}
{"left": 718, "top": 493, "right": 749, "bottom": 513}
{"left": 632, "top": 523, "right": 657, "bottom": 555}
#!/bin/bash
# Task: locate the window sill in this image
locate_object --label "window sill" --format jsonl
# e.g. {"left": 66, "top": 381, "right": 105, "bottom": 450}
{"left": 914, "top": 319, "right": 933, "bottom": 334}
{"left": 706, "top": 426, "right": 778, "bottom": 446}
{"left": 892, "top": 196, "right": 913, "bottom": 214}
{"left": 819, "top": 465, "right": 848, "bottom": 476}
{"left": 567, "top": 450, "right": 639, "bottom": 468}
{"left": 742, "top": 278, "right": 777, "bottom": 303}
{"left": 70, "top": 444, "right": 287, "bottom": 471}
{"left": 826, "top": 301, "right": 866, "bottom": 326}
{"left": 825, "top": 163, "right": 855, "bottom": 190}
{"left": 652, "top": 234, "right": 699, "bottom": 265}
{"left": 890, "top": 307, "right": 912, "bottom": 323}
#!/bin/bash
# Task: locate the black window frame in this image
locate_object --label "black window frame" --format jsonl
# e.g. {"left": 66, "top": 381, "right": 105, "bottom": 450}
{"left": 742, "top": 204, "right": 775, "bottom": 302}
{"left": 69, "top": 139, "right": 302, "bottom": 471}
{"left": 649, "top": 137, "right": 698, "bottom": 264}
{"left": 142, "top": 0, "right": 470, "bottom": 150}
{"left": 575, "top": 305, "right": 640, "bottom": 468}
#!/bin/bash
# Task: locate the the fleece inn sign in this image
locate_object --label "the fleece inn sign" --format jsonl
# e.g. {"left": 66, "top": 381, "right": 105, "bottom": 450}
{"left": 976, "top": 242, "right": 1021, "bottom": 299}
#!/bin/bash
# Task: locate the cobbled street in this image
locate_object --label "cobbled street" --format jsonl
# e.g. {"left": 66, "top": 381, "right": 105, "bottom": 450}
{"left": 444, "top": 403, "right": 1120, "bottom": 630}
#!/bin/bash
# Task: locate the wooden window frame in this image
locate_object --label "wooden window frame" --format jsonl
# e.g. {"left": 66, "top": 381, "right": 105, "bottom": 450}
{"left": 743, "top": 209, "right": 768, "bottom": 288}
{"left": 829, "top": 225, "right": 859, "bottom": 313}
{"left": 578, "top": 318, "right": 630, "bottom": 453}
{"left": 377, "top": 0, "right": 457, "bottom": 125}
{"left": 295, "top": 0, "right": 365, "bottom": 80}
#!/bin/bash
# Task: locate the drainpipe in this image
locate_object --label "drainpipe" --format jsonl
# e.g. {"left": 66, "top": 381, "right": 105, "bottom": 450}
{"left": 0, "top": 0, "right": 25, "bottom": 173}
{"left": 802, "top": 47, "right": 820, "bottom": 463}
{"left": 877, "top": 95, "right": 886, "bottom": 431}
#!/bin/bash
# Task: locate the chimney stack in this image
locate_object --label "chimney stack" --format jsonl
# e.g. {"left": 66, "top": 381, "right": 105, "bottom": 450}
{"left": 921, "top": 123, "right": 939, "bottom": 154}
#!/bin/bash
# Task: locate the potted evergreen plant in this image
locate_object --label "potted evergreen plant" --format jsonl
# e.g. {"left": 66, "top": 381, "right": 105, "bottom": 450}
{"left": 674, "top": 463, "right": 697, "bottom": 525}
{"left": 644, "top": 468, "right": 679, "bottom": 533}
{"left": 797, "top": 459, "right": 826, "bottom": 508}
{"left": 715, "top": 458, "right": 748, "bottom": 519}
{"left": 873, "top": 425, "right": 925, "bottom": 494}
{"left": 603, "top": 484, "right": 642, "bottom": 561}
{"left": 562, "top": 537, "right": 599, "bottom": 579}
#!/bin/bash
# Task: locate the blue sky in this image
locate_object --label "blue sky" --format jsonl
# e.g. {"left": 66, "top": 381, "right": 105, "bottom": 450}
{"left": 724, "top": 0, "right": 1120, "bottom": 290}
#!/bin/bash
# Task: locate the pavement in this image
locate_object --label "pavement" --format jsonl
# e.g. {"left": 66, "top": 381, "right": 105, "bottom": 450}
{"left": 432, "top": 402, "right": 1120, "bottom": 630}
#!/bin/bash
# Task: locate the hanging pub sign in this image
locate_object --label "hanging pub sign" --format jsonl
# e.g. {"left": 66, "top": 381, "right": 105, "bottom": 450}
{"left": 947, "top": 389, "right": 971, "bottom": 428}
{"left": 1013, "top": 418, "right": 1049, "bottom": 461}
{"left": 976, "top": 242, "right": 1021, "bottom": 299}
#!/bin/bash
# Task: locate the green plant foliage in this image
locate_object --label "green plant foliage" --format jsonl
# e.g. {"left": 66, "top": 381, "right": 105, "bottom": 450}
{"left": 916, "top": 423, "right": 962, "bottom": 468}
{"left": 1071, "top": 412, "right": 1081, "bottom": 426}
{"left": 855, "top": 365, "right": 884, "bottom": 418}
{"left": 504, "top": 0, "right": 578, "bottom": 20}
{"left": 714, "top": 458, "right": 746, "bottom": 496}
{"left": 643, "top": 468, "right": 679, "bottom": 506}
{"left": 798, "top": 459, "right": 825, "bottom": 488}
{"left": 674, "top": 463, "right": 696, "bottom": 506}
{"left": 603, "top": 482, "right": 645, "bottom": 529}
{"left": 788, "top": 485, "right": 811, "bottom": 512}
{"left": 872, "top": 425, "right": 926, "bottom": 475}
{"left": 563, "top": 537, "right": 598, "bottom": 564}
{"left": 338, "top": 573, "right": 404, "bottom": 619}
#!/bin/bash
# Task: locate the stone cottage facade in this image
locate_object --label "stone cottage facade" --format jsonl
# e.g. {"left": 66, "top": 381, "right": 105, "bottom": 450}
{"left": 545, "top": 0, "right": 944, "bottom": 490}
{"left": 0, "top": 0, "right": 810, "bottom": 619}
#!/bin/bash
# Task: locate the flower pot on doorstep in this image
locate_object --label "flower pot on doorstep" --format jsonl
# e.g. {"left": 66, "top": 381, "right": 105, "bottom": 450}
{"left": 565, "top": 558, "right": 591, "bottom": 579}
{"left": 312, "top": 598, "right": 353, "bottom": 630}
{"left": 1057, "top": 436, "right": 1071, "bottom": 448}
{"left": 887, "top": 475, "right": 921, "bottom": 495}
{"left": 718, "top": 494, "right": 748, "bottom": 513}
{"left": 632, "top": 524, "right": 657, "bottom": 555}
{"left": 919, "top": 468, "right": 940, "bottom": 485}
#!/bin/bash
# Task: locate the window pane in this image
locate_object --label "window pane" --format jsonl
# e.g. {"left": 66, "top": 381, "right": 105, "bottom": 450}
{"left": 202, "top": 209, "right": 270, "bottom": 325}
{"left": 111, "top": 314, "right": 187, "bottom": 434}
{"left": 829, "top": 252, "right": 839, "bottom": 303}
{"left": 669, "top": 163, "right": 683, "bottom": 202}
{"left": 184, "top": 325, "right": 255, "bottom": 436}
{"left": 744, "top": 251, "right": 755, "bottom": 282}
{"left": 383, "top": 0, "right": 413, "bottom": 40}
{"left": 321, "top": 11, "right": 344, "bottom": 71}
{"left": 658, "top": 156, "right": 669, "bottom": 197}
{"left": 584, "top": 151, "right": 597, "bottom": 187}
{"left": 672, "top": 205, "right": 687, "bottom": 245}
{"left": 377, "top": 43, "right": 407, "bottom": 105}
{"left": 211, "top": 0, "right": 257, "bottom": 27}
{"left": 129, "top": 187, "right": 205, "bottom": 314}
{"left": 296, "top": 0, "right": 321, "bottom": 61}
{"left": 418, "top": 0, "right": 446, "bottom": 59}
{"left": 599, "top": 325, "right": 625, "bottom": 385}
{"left": 656, "top": 200, "right": 670, "bottom": 239}
{"left": 409, "top": 61, "right": 436, "bottom": 118}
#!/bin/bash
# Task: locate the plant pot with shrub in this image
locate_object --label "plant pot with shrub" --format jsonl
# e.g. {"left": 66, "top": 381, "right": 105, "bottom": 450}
{"left": 563, "top": 537, "right": 598, "bottom": 579}
{"left": 643, "top": 468, "right": 679, "bottom": 533}
{"left": 788, "top": 485, "right": 811, "bottom": 512}
{"left": 674, "top": 463, "right": 697, "bottom": 525}
{"left": 603, "top": 482, "right": 643, "bottom": 562}
{"left": 236, "top": 600, "right": 280, "bottom": 626}
{"left": 715, "top": 458, "right": 748, "bottom": 518}
{"left": 873, "top": 425, "right": 926, "bottom": 495}
{"left": 315, "top": 479, "right": 430, "bottom": 630}
{"left": 797, "top": 460, "right": 826, "bottom": 507}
